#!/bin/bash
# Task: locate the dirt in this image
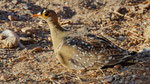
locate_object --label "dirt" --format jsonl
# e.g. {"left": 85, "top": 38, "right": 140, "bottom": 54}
{"left": 0, "top": 0, "right": 150, "bottom": 83}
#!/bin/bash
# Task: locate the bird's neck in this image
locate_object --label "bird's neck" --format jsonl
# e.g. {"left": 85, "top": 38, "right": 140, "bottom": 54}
{"left": 47, "top": 21, "right": 68, "bottom": 52}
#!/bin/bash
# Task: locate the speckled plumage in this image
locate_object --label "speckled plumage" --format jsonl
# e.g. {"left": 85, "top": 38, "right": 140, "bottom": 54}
{"left": 33, "top": 9, "right": 137, "bottom": 70}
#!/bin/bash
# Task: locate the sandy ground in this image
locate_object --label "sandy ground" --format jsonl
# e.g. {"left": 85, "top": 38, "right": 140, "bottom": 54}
{"left": 0, "top": 0, "right": 150, "bottom": 83}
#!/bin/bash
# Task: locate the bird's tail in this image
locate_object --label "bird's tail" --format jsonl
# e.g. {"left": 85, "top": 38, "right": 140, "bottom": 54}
{"left": 121, "top": 51, "right": 137, "bottom": 63}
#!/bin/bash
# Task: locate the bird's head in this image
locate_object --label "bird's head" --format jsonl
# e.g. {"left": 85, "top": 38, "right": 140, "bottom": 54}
{"left": 33, "top": 9, "right": 58, "bottom": 23}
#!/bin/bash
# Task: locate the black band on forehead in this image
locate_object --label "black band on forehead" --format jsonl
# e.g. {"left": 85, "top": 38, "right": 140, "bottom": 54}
{"left": 41, "top": 9, "right": 47, "bottom": 14}
{"left": 40, "top": 9, "right": 56, "bottom": 15}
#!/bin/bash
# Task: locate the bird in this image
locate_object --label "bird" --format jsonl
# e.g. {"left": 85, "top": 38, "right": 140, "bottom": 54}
{"left": 32, "top": 9, "right": 137, "bottom": 70}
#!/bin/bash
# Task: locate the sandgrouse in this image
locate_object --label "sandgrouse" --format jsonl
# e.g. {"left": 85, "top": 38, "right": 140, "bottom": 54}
{"left": 33, "top": 9, "right": 137, "bottom": 70}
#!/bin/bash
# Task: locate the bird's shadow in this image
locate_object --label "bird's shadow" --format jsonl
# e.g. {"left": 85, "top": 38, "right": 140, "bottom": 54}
{"left": 102, "top": 50, "right": 150, "bottom": 69}
{"left": 101, "top": 62, "right": 135, "bottom": 69}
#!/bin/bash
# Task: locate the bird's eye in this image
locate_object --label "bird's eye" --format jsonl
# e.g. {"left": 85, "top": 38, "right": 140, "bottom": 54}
{"left": 42, "top": 12, "right": 49, "bottom": 17}
{"left": 44, "top": 13, "right": 48, "bottom": 16}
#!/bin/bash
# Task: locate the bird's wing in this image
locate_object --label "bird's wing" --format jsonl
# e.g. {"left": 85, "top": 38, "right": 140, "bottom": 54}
{"left": 65, "top": 33, "right": 128, "bottom": 55}
{"left": 64, "top": 33, "right": 135, "bottom": 67}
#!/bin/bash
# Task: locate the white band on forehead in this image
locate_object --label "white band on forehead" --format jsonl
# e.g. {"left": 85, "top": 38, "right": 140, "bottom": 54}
{"left": 43, "top": 10, "right": 47, "bottom": 13}
{"left": 37, "top": 12, "right": 41, "bottom": 15}
{"left": 38, "top": 9, "right": 46, "bottom": 15}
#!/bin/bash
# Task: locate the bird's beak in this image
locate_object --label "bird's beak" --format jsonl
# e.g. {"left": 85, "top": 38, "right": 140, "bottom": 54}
{"left": 32, "top": 12, "right": 41, "bottom": 17}
{"left": 32, "top": 14, "right": 41, "bottom": 17}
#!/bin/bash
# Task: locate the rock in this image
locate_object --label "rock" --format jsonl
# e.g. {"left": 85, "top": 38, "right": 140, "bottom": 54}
{"left": 139, "top": 47, "right": 150, "bottom": 56}
{"left": 8, "top": 15, "right": 18, "bottom": 21}
{"left": 12, "top": 0, "right": 18, "bottom": 4}
{"left": 103, "top": 76, "right": 114, "bottom": 83}
{"left": 0, "top": 30, "right": 25, "bottom": 49}
{"left": 20, "top": 37, "right": 35, "bottom": 45}
{"left": 114, "top": 64, "right": 122, "bottom": 69}
{"left": 30, "top": 47, "right": 43, "bottom": 53}
{"left": 23, "top": 5, "right": 28, "bottom": 10}
{"left": 50, "top": 74, "right": 58, "bottom": 80}
{"left": 114, "top": 75, "right": 121, "bottom": 80}
{"left": 143, "top": 47, "right": 150, "bottom": 52}
{"left": 0, "top": 74, "right": 9, "bottom": 81}
{"left": 21, "top": 27, "right": 33, "bottom": 33}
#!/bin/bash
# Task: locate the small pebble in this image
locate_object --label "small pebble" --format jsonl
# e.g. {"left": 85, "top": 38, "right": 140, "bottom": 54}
{"left": 12, "top": 0, "right": 18, "bottom": 4}
{"left": 30, "top": 47, "right": 43, "bottom": 53}
{"left": 20, "top": 37, "right": 35, "bottom": 45}
{"left": 114, "top": 75, "right": 121, "bottom": 80}
{"left": 114, "top": 64, "right": 122, "bottom": 69}
{"left": 50, "top": 74, "right": 58, "bottom": 80}
{"left": 21, "top": 27, "right": 33, "bottom": 33}
{"left": 120, "top": 72, "right": 125, "bottom": 76}
{"left": 103, "top": 76, "right": 114, "bottom": 83}
{"left": 0, "top": 74, "right": 9, "bottom": 81}
{"left": 8, "top": 15, "right": 17, "bottom": 21}
{"left": 47, "top": 37, "right": 52, "bottom": 41}
{"left": 23, "top": 5, "right": 28, "bottom": 10}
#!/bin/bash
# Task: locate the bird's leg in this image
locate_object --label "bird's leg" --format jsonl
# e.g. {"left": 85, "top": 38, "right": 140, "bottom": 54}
{"left": 65, "top": 69, "right": 84, "bottom": 83}
{"left": 98, "top": 68, "right": 106, "bottom": 77}
{"left": 88, "top": 67, "right": 106, "bottom": 77}
{"left": 75, "top": 75, "right": 83, "bottom": 83}
{"left": 72, "top": 69, "right": 84, "bottom": 83}
{"left": 61, "top": 68, "right": 74, "bottom": 82}
{"left": 61, "top": 70, "right": 68, "bottom": 82}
